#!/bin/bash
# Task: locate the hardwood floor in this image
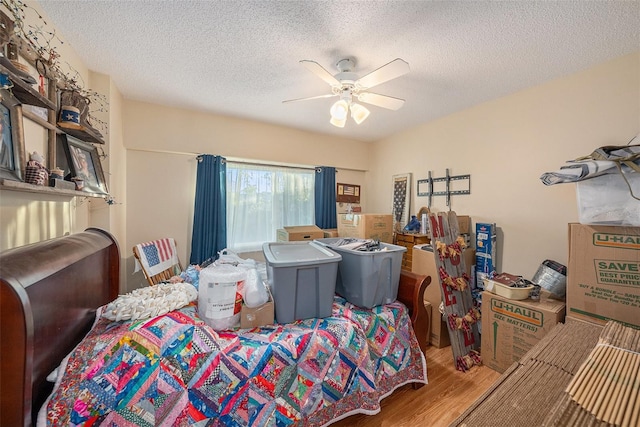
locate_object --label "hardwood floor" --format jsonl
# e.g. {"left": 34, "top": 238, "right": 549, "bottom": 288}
{"left": 331, "top": 345, "right": 501, "bottom": 427}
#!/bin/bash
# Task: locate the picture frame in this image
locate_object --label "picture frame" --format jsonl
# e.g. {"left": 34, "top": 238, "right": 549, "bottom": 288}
{"left": 336, "top": 182, "right": 360, "bottom": 204}
{"left": 60, "top": 133, "right": 108, "bottom": 195}
{"left": 0, "top": 88, "right": 26, "bottom": 182}
{"left": 392, "top": 173, "right": 411, "bottom": 232}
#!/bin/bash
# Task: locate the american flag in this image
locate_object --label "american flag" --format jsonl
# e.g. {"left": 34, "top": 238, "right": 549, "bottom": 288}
{"left": 141, "top": 239, "right": 174, "bottom": 267}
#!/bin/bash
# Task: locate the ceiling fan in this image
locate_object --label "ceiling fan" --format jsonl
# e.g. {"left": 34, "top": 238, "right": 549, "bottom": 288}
{"left": 283, "top": 57, "right": 410, "bottom": 128}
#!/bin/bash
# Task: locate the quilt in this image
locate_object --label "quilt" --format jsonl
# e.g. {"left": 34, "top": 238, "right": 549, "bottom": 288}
{"left": 42, "top": 297, "right": 427, "bottom": 426}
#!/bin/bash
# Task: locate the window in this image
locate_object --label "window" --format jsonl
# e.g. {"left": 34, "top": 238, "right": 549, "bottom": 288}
{"left": 226, "top": 162, "right": 315, "bottom": 252}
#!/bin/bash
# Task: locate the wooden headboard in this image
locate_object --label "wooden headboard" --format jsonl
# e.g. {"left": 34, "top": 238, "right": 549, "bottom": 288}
{"left": 0, "top": 228, "right": 120, "bottom": 427}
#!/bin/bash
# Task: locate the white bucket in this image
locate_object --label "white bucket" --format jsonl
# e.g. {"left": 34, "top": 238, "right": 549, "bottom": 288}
{"left": 198, "top": 264, "right": 246, "bottom": 330}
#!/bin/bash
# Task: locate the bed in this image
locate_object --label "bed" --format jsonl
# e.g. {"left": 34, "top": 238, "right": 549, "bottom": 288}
{"left": 0, "top": 229, "right": 430, "bottom": 427}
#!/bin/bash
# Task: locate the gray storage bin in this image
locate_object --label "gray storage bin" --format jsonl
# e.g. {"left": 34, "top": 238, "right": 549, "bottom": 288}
{"left": 262, "top": 241, "right": 341, "bottom": 323}
{"left": 315, "top": 238, "right": 407, "bottom": 308}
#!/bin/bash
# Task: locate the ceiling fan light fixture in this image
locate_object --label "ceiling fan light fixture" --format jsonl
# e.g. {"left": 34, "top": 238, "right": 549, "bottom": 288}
{"left": 350, "top": 102, "right": 370, "bottom": 124}
{"left": 330, "top": 116, "right": 347, "bottom": 128}
{"left": 330, "top": 99, "right": 349, "bottom": 120}
{"left": 286, "top": 57, "right": 409, "bottom": 129}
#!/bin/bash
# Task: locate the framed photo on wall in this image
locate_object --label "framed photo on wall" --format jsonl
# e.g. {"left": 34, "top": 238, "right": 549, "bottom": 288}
{"left": 336, "top": 182, "right": 361, "bottom": 204}
{"left": 0, "top": 88, "right": 26, "bottom": 182}
{"left": 392, "top": 173, "right": 411, "bottom": 232}
{"left": 60, "top": 134, "right": 108, "bottom": 195}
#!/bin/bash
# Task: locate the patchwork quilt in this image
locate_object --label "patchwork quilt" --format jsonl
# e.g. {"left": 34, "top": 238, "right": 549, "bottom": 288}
{"left": 43, "top": 297, "right": 426, "bottom": 426}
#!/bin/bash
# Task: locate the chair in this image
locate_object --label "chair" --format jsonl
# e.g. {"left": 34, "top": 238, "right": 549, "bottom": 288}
{"left": 133, "top": 238, "right": 183, "bottom": 286}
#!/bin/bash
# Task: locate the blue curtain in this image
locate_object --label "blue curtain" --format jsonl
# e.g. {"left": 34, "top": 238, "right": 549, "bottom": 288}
{"left": 190, "top": 155, "right": 227, "bottom": 265}
{"left": 314, "top": 166, "right": 337, "bottom": 229}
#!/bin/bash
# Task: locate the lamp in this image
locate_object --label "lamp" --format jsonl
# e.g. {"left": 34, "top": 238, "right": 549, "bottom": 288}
{"left": 329, "top": 89, "right": 371, "bottom": 127}
{"left": 329, "top": 99, "right": 349, "bottom": 128}
{"left": 330, "top": 99, "right": 349, "bottom": 119}
{"left": 329, "top": 115, "right": 347, "bottom": 128}
{"left": 350, "top": 102, "right": 370, "bottom": 124}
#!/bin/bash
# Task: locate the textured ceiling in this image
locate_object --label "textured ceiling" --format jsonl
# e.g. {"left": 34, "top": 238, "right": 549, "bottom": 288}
{"left": 37, "top": 0, "right": 639, "bottom": 143}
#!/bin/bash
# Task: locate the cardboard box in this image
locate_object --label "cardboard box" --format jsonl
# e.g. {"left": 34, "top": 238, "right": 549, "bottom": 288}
{"left": 337, "top": 214, "right": 393, "bottom": 243}
{"left": 412, "top": 245, "right": 446, "bottom": 346}
{"left": 276, "top": 225, "right": 324, "bottom": 242}
{"left": 476, "top": 222, "right": 497, "bottom": 288}
{"left": 429, "top": 306, "right": 451, "bottom": 348}
{"left": 481, "top": 291, "right": 566, "bottom": 373}
{"left": 453, "top": 319, "right": 602, "bottom": 426}
{"left": 240, "top": 288, "right": 275, "bottom": 328}
{"left": 323, "top": 228, "right": 339, "bottom": 238}
{"left": 457, "top": 215, "right": 471, "bottom": 235}
{"left": 423, "top": 300, "right": 433, "bottom": 345}
{"left": 412, "top": 244, "right": 475, "bottom": 347}
{"left": 475, "top": 222, "right": 496, "bottom": 273}
{"left": 567, "top": 223, "right": 640, "bottom": 328}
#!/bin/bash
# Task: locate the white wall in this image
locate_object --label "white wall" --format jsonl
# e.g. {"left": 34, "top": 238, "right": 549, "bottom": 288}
{"left": 367, "top": 52, "right": 640, "bottom": 279}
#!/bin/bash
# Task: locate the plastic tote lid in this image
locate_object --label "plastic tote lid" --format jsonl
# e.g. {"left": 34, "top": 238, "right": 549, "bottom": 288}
{"left": 262, "top": 241, "right": 341, "bottom": 267}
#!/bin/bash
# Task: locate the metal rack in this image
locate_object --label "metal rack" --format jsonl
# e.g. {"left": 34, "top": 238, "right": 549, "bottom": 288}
{"left": 417, "top": 168, "right": 471, "bottom": 208}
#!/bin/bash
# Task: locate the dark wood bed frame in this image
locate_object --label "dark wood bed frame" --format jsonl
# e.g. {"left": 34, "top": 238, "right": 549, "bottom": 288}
{"left": 0, "top": 229, "right": 429, "bottom": 427}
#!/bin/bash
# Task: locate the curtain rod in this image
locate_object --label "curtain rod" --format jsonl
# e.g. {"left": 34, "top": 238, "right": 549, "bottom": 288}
{"left": 224, "top": 159, "right": 370, "bottom": 173}
{"left": 226, "top": 158, "right": 316, "bottom": 171}
{"left": 129, "top": 147, "right": 200, "bottom": 156}
{"left": 128, "top": 148, "right": 367, "bottom": 172}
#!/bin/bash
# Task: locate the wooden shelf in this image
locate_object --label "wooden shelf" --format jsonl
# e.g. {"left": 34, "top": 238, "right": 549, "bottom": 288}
{"left": 57, "top": 122, "right": 105, "bottom": 145}
{"left": 0, "top": 64, "right": 56, "bottom": 110}
{"left": 0, "top": 73, "right": 106, "bottom": 144}
{"left": 22, "top": 108, "right": 60, "bottom": 132}
{"left": 0, "top": 179, "right": 106, "bottom": 198}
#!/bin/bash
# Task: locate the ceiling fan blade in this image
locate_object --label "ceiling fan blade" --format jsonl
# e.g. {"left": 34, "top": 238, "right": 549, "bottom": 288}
{"left": 356, "top": 58, "right": 410, "bottom": 89}
{"left": 282, "top": 93, "right": 337, "bottom": 104}
{"left": 357, "top": 92, "right": 405, "bottom": 110}
{"left": 300, "top": 60, "right": 340, "bottom": 87}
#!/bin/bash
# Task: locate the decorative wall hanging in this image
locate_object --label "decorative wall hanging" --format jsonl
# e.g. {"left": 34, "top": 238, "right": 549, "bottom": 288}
{"left": 60, "top": 134, "right": 108, "bottom": 195}
{"left": 0, "top": 88, "right": 25, "bottom": 182}
{"left": 392, "top": 173, "right": 411, "bottom": 232}
{"left": 58, "top": 89, "right": 104, "bottom": 141}
{"left": 2, "top": 3, "right": 110, "bottom": 139}
{"left": 336, "top": 182, "right": 360, "bottom": 204}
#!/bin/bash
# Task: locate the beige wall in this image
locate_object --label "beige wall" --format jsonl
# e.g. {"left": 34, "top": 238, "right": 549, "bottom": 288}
{"left": 0, "top": 1, "right": 92, "bottom": 251}
{"left": 0, "top": 3, "right": 127, "bottom": 290}
{"left": 88, "top": 71, "right": 128, "bottom": 287}
{"left": 368, "top": 52, "right": 640, "bottom": 279}
{"left": 123, "top": 100, "right": 369, "bottom": 290}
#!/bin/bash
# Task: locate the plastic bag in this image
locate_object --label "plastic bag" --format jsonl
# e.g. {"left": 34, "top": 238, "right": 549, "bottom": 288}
{"left": 215, "top": 247, "right": 269, "bottom": 290}
{"left": 178, "top": 264, "right": 201, "bottom": 289}
{"left": 215, "top": 248, "right": 256, "bottom": 268}
{"left": 243, "top": 268, "right": 269, "bottom": 308}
